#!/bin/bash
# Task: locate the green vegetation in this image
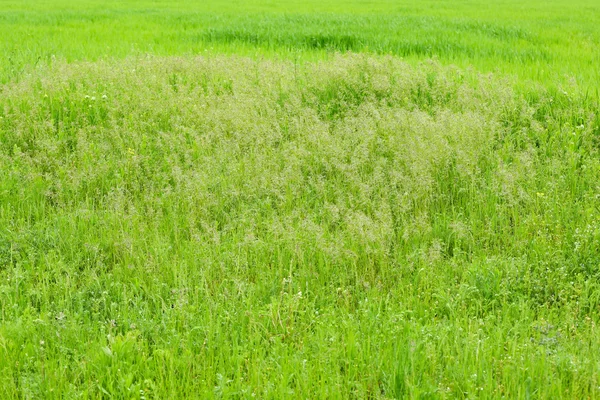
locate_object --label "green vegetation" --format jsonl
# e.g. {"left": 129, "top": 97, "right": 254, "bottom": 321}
{"left": 1, "top": 1, "right": 599, "bottom": 399}
{"left": 2, "top": 0, "right": 600, "bottom": 88}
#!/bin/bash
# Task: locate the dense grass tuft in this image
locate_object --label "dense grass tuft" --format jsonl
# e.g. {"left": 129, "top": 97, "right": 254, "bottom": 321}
{"left": 1, "top": 54, "right": 599, "bottom": 398}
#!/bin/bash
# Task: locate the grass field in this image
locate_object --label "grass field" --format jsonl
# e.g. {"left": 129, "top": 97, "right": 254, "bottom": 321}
{"left": 2, "top": 0, "right": 600, "bottom": 89}
{"left": 1, "top": 1, "right": 600, "bottom": 398}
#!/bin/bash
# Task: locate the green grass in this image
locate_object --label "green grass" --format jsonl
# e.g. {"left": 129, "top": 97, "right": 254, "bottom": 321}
{"left": 1, "top": 1, "right": 600, "bottom": 399}
{"left": 1, "top": 0, "right": 600, "bottom": 89}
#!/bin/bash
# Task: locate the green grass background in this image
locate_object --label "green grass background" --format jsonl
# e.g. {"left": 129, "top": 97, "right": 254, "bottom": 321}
{"left": 2, "top": 0, "right": 600, "bottom": 89}
{"left": 1, "top": 0, "right": 600, "bottom": 398}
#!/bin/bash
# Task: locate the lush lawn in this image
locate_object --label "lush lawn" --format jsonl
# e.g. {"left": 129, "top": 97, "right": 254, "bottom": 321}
{"left": 1, "top": 1, "right": 600, "bottom": 398}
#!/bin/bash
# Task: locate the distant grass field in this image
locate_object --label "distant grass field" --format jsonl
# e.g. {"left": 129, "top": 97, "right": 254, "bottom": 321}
{"left": 1, "top": 1, "right": 600, "bottom": 399}
{"left": 1, "top": 0, "right": 600, "bottom": 89}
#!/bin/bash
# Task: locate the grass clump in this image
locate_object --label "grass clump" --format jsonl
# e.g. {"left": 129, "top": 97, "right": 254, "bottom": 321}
{"left": 1, "top": 54, "right": 600, "bottom": 398}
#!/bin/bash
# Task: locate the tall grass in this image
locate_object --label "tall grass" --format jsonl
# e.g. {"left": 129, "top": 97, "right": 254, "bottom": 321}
{"left": 1, "top": 0, "right": 599, "bottom": 91}
{"left": 1, "top": 54, "right": 599, "bottom": 398}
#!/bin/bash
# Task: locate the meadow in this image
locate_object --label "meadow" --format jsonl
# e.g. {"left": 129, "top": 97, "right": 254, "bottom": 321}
{"left": 1, "top": 0, "right": 600, "bottom": 398}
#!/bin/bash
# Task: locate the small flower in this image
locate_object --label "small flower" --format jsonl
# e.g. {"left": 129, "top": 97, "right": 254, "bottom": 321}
{"left": 536, "top": 192, "right": 545, "bottom": 197}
